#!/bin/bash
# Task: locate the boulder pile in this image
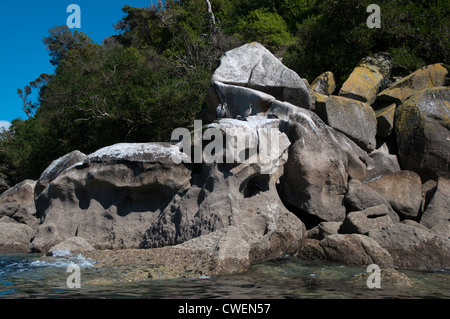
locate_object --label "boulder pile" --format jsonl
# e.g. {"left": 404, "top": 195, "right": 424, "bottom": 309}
{"left": 1, "top": 43, "right": 449, "bottom": 278}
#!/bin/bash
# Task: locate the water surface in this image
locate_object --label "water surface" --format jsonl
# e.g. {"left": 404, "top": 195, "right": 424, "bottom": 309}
{"left": 0, "top": 253, "right": 448, "bottom": 299}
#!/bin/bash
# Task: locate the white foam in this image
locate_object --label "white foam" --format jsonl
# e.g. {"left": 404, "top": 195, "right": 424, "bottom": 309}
{"left": 30, "top": 252, "right": 95, "bottom": 269}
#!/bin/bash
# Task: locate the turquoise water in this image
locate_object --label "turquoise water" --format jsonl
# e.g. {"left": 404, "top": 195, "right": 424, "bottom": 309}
{"left": 0, "top": 253, "right": 449, "bottom": 299}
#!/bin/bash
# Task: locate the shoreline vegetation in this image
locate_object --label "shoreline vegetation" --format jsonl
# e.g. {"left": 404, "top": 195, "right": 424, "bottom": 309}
{"left": 0, "top": 0, "right": 449, "bottom": 289}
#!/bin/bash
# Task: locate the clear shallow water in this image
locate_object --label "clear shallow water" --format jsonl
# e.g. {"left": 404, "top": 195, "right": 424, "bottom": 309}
{"left": 0, "top": 253, "right": 449, "bottom": 299}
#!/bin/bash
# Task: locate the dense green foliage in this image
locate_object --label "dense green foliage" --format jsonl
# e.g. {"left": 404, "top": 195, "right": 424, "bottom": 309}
{"left": 1, "top": 0, "right": 448, "bottom": 184}
{"left": 283, "top": 0, "right": 450, "bottom": 83}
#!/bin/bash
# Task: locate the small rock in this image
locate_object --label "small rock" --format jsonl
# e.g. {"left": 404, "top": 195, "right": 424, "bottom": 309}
{"left": 375, "top": 103, "right": 396, "bottom": 137}
{"left": 319, "top": 234, "right": 394, "bottom": 268}
{"left": 341, "top": 205, "right": 394, "bottom": 235}
{"left": 311, "top": 71, "right": 336, "bottom": 95}
{"left": 46, "top": 237, "right": 96, "bottom": 256}
{"left": 352, "top": 268, "right": 415, "bottom": 288}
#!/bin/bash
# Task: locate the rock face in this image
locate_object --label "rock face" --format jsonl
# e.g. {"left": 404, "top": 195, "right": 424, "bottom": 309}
{"left": 339, "top": 53, "right": 393, "bottom": 105}
{"left": 32, "top": 143, "right": 192, "bottom": 253}
{"left": 0, "top": 179, "right": 38, "bottom": 252}
{"left": 375, "top": 103, "right": 396, "bottom": 137}
{"left": 315, "top": 95, "right": 377, "bottom": 151}
{"left": 366, "top": 171, "right": 422, "bottom": 219}
{"left": 206, "top": 42, "right": 312, "bottom": 120}
{"left": 35, "top": 150, "right": 86, "bottom": 197}
{"left": 378, "top": 64, "right": 448, "bottom": 104}
{"left": 32, "top": 118, "right": 305, "bottom": 268}
{"left": 368, "top": 223, "right": 450, "bottom": 270}
{"left": 279, "top": 109, "right": 369, "bottom": 223}
{"left": 341, "top": 205, "right": 394, "bottom": 235}
{"left": 344, "top": 178, "right": 399, "bottom": 223}
{"left": 420, "top": 177, "right": 450, "bottom": 238}
{"left": 141, "top": 117, "right": 305, "bottom": 264}
{"left": 1, "top": 44, "right": 449, "bottom": 277}
{"left": 395, "top": 87, "right": 450, "bottom": 181}
{"left": 0, "top": 222, "right": 35, "bottom": 253}
{"left": 311, "top": 234, "right": 394, "bottom": 268}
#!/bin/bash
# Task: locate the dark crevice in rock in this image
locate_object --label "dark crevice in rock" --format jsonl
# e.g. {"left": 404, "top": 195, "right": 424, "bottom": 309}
{"left": 240, "top": 174, "right": 270, "bottom": 198}
{"left": 276, "top": 183, "right": 323, "bottom": 230}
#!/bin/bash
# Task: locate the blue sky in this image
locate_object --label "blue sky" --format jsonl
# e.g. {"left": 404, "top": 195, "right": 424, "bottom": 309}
{"left": 0, "top": 0, "right": 155, "bottom": 128}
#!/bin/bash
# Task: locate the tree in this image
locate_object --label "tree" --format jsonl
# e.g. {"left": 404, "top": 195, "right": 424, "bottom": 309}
{"left": 235, "top": 9, "right": 294, "bottom": 52}
{"left": 43, "top": 25, "right": 93, "bottom": 67}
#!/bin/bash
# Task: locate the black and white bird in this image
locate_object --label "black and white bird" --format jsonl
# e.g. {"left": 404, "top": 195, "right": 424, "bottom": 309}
{"left": 244, "top": 104, "right": 253, "bottom": 119}
{"left": 216, "top": 103, "right": 227, "bottom": 120}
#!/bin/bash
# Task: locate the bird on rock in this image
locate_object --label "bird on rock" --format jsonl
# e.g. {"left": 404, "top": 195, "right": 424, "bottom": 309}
{"left": 216, "top": 103, "right": 227, "bottom": 120}
{"left": 244, "top": 104, "right": 253, "bottom": 119}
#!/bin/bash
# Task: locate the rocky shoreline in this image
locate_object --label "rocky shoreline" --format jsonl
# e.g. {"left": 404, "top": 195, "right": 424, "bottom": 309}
{"left": 0, "top": 43, "right": 449, "bottom": 283}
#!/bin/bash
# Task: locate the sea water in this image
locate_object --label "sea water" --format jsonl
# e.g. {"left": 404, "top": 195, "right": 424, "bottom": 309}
{"left": 0, "top": 253, "right": 449, "bottom": 299}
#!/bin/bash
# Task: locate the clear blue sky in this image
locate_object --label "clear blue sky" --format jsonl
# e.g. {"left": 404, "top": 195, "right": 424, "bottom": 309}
{"left": 0, "top": 0, "right": 155, "bottom": 128}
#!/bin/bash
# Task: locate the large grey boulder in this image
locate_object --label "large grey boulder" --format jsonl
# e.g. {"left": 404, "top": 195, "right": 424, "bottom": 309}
{"left": 0, "top": 222, "right": 35, "bottom": 253}
{"left": 368, "top": 223, "right": 450, "bottom": 270}
{"left": 420, "top": 177, "right": 450, "bottom": 238}
{"left": 279, "top": 108, "right": 369, "bottom": 222}
{"left": 344, "top": 179, "right": 399, "bottom": 222}
{"left": 0, "top": 179, "right": 38, "bottom": 234}
{"left": 298, "top": 234, "right": 394, "bottom": 268}
{"left": 366, "top": 171, "right": 422, "bottom": 219}
{"left": 0, "top": 179, "right": 36, "bottom": 207}
{"left": 31, "top": 143, "right": 192, "bottom": 253}
{"left": 395, "top": 87, "right": 450, "bottom": 181}
{"left": 206, "top": 42, "right": 312, "bottom": 120}
{"left": 339, "top": 53, "right": 393, "bottom": 105}
{"left": 378, "top": 64, "right": 448, "bottom": 105}
{"left": 315, "top": 95, "right": 377, "bottom": 152}
{"left": 35, "top": 150, "right": 86, "bottom": 197}
{"left": 364, "top": 143, "right": 401, "bottom": 183}
{"left": 341, "top": 205, "right": 395, "bottom": 235}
